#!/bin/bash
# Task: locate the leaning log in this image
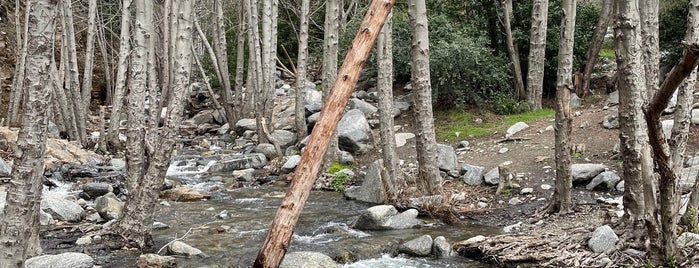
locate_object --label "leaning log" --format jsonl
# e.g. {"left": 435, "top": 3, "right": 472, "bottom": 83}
{"left": 253, "top": 1, "right": 395, "bottom": 267}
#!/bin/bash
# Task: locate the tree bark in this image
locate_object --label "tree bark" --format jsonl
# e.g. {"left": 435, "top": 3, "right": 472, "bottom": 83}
{"left": 253, "top": 1, "right": 394, "bottom": 266}
{"left": 60, "top": 0, "right": 86, "bottom": 145}
{"left": 501, "top": 0, "right": 525, "bottom": 100}
{"left": 193, "top": 15, "right": 227, "bottom": 122}
{"left": 0, "top": 0, "right": 56, "bottom": 265}
{"left": 683, "top": 0, "right": 699, "bottom": 215}
{"left": 81, "top": 0, "right": 97, "bottom": 115}
{"left": 322, "top": 0, "right": 341, "bottom": 166}
{"left": 108, "top": 0, "right": 132, "bottom": 147}
{"left": 295, "top": 0, "right": 310, "bottom": 140}
{"left": 579, "top": 0, "right": 611, "bottom": 96}
{"left": 640, "top": 0, "right": 660, "bottom": 99}
{"left": 235, "top": 2, "right": 248, "bottom": 118}
{"left": 214, "top": 0, "right": 235, "bottom": 124}
{"left": 525, "top": 0, "right": 548, "bottom": 110}
{"left": 548, "top": 0, "right": 576, "bottom": 215}
{"left": 408, "top": 0, "right": 441, "bottom": 195}
{"left": 7, "top": 0, "right": 30, "bottom": 127}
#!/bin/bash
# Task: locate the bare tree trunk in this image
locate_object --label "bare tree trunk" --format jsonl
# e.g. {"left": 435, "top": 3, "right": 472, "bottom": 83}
{"left": 81, "top": 0, "right": 97, "bottom": 114}
{"left": 60, "top": 0, "right": 86, "bottom": 145}
{"left": 0, "top": 0, "right": 56, "bottom": 265}
{"left": 193, "top": 16, "right": 227, "bottom": 122}
{"left": 235, "top": 3, "right": 248, "bottom": 118}
{"left": 295, "top": 0, "right": 310, "bottom": 140}
{"left": 193, "top": 45, "right": 227, "bottom": 122}
{"left": 501, "top": 0, "right": 525, "bottom": 100}
{"left": 377, "top": 11, "right": 401, "bottom": 203}
{"left": 96, "top": 13, "right": 113, "bottom": 105}
{"left": 408, "top": 0, "right": 441, "bottom": 195}
{"left": 254, "top": 2, "right": 394, "bottom": 266}
{"left": 640, "top": 0, "right": 660, "bottom": 99}
{"left": 259, "top": 0, "right": 274, "bottom": 143}
{"left": 145, "top": 0, "right": 159, "bottom": 129}
{"left": 526, "top": 0, "right": 548, "bottom": 110}
{"left": 615, "top": 0, "right": 648, "bottom": 225}
{"left": 50, "top": 59, "right": 78, "bottom": 141}
{"left": 108, "top": 0, "right": 132, "bottom": 147}
{"left": 683, "top": 1, "right": 699, "bottom": 214}
{"left": 579, "top": 0, "right": 611, "bottom": 96}
{"left": 245, "top": 0, "right": 267, "bottom": 143}
{"left": 322, "top": 0, "right": 340, "bottom": 166}
{"left": 156, "top": 0, "right": 172, "bottom": 116}
{"left": 7, "top": 0, "right": 30, "bottom": 126}
{"left": 548, "top": 0, "right": 576, "bottom": 215}
{"left": 214, "top": 0, "right": 235, "bottom": 124}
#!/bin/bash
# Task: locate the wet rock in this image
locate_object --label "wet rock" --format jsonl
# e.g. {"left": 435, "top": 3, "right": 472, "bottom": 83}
{"left": 457, "top": 235, "right": 485, "bottom": 246}
{"left": 506, "top": 122, "right": 529, "bottom": 137}
{"left": 234, "top": 118, "right": 257, "bottom": 135}
{"left": 399, "top": 235, "right": 433, "bottom": 257}
{"left": 677, "top": 232, "right": 699, "bottom": 247}
{"left": 281, "top": 155, "right": 302, "bottom": 173}
{"left": 588, "top": 225, "right": 618, "bottom": 253}
{"left": 136, "top": 254, "right": 176, "bottom": 268}
{"left": 349, "top": 98, "right": 378, "bottom": 116}
{"left": 0, "top": 158, "right": 11, "bottom": 176}
{"left": 352, "top": 205, "right": 420, "bottom": 230}
{"left": 280, "top": 251, "right": 338, "bottom": 268}
{"left": 432, "top": 236, "right": 451, "bottom": 258}
{"left": 25, "top": 253, "right": 94, "bottom": 268}
{"left": 95, "top": 192, "right": 124, "bottom": 220}
{"left": 41, "top": 195, "right": 84, "bottom": 222}
{"left": 437, "top": 144, "right": 457, "bottom": 171}
{"left": 572, "top": 163, "right": 607, "bottom": 182}
{"left": 254, "top": 143, "right": 279, "bottom": 160}
{"left": 602, "top": 112, "right": 619, "bottom": 129}
{"left": 160, "top": 187, "right": 210, "bottom": 202}
{"left": 484, "top": 167, "right": 499, "bottom": 185}
{"left": 82, "top": 182, "right": 113, "bottom": 198}
{"left": 271, "top": 130, "right": 297, "bottom": 150}
{"left": 307, "top": 112, "right": 320, "bottom": 127}
{"left": 394, "top": 132, "right": 415, "bottom": 148}
{"left": 167, "top": 241, "right": 204, "bottom": 257}
{"left": 208, "top": 153, "right": 267, "bottom": 173}
{"left": 461, "top": 164, "right": 484, "bottom": 186}
{"left": 586, "top": 171, "right": 621, "bottom": 190}
{"left": 337, "top": 109, "right": 373, "bottom": 154}
{"left": 344, "top": 159, "right": 385, "bottom": 204}
{"left": 607, "top": 91, "right": 619, "bottom": 106}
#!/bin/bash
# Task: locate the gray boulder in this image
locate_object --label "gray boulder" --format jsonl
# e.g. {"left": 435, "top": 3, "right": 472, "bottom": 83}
{"left": 677, "top": 232, "right": 699, "bottom": 248}
{"left": 25, "top": 253, "right": 94, "bottom": 268}
{"left": 271, "top": 130, "right": 297, "bottom": 150}
{"left": 254, "top": 143, "right": 279, "bottom": 160}
{"left": 337, "top": 109, "right": 373, "bottom": 154}
{"left": 461, "top": 164, "right": 485, "bottom": 186}
{"left": 394, "top": 100, "right": 411, "bottom": 112}
{"left": 607, "top": 91, "right": 619, "bottom": 106}
{"left": 190, "top": 110, "right": 215, "bottom": 125}
{"left": 208, "top": 153, "right": 267, "bottom": 173}
{"left": 506, "top": 122, "right": 529, "bottom": 137}
{"left": 281, "top": 155, "right": 302, "bottom": 173}
{"left": 40, "top": 209, "right": 54, "bottom": 226}
{"left": 307, "top": 112, "right": 320, "bottom": 127}
{"left": 693, "top": 109, "right": 699, "bottom": 125}
{"left": 484, "top": 167, "right": 499, "bottom": 185}
{"left": 572, "top": 164, "right": 607, "bottom": 183}
{"left": 82, "top": 182, "right": 113, "bottom": 199}
{"left": 305, "top": 87, "right": 323, "bottom": 113}
{"left": 217, "top": 123, "right": 230, "bottom": 135}
{"left": 136, "top": 254, "right": 176, "bottom": 268}
{"left": 234, "top": 118, "right": 257, "bottom": 135}
{"left": 394, "top": 133, "right": 415, "bottom": 148}
{"left": 616, "top": 180, "right": 625, "bottom": 192}
{"left": 437, "top": 144, "right": 457, "bottom": 171}
{"left": 41, "top": 195, "right": 84, "bottom": 222}
{"left": 352, "top": 205, "right": 420, "bottom": 230}
{"left": 586, "top": 171, "right": 621, "bottom": 190}
{"left": 167, "top": 241, "right": 204, "bottom": 257}
{"left": 680, "top": 166, "right": 699, "bottom": 192}
{"left": 0, "top": 158, "right": 11, "bottom": 176}
{"left": 399, "top": 235, "right": 433, "bottom": 257}
{"left": 231, "top": 168, "right": 255, "bottom": 182}
{"left": 588, "top": 225, "right": 618, "bottom": 253}
{"left": 280, "top": 252, "right": 338, "bottom": 268}
{"left": 95, "top": 192, "right": 124, "bottom": 221}
{"left": 602, "top": 112, "right": 619, "bottom": 129}
{"left": 349, "top": 98, "right": 378, "bottom": 116}
{"left": 344, "top": 159, "right": 385, "bottom": 204}
{"left": 570, "top": 93, "right": 581, "bottom": 109}
{"left": 432, "top": 236, "right": 452, "bottom": 258}
{"left": 339, "top": 150, "right": 355, "bottom": 165}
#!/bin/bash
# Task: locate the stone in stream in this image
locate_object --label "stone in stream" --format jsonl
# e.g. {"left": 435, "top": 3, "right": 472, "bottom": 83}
{"left": 167, "top": 241, "right": 205, "bottom": 257}
{"left": 337, "top": 109, "right": 373, "bottom": 154}
{"left": 281, "top": 155, "right": 302, "bottom": 173}
{"left": 208, "top": 153, "right": 267, "bottom": 173}
{"left": 399, "top": 235, "right": 433, "bottom": 257}
{"left": 280, "top": 251, "right": 338, "bottom": 268}
{"left": 586, "top": 171, "right": 621, "bottom": 191}
{"left": 25, "top": 253, "right": 94, "bottom": 268}
{"left": 254, "top": 143, "right": 279, "bottom": 160}
{"left": 82, "top": 182, "right": 113, "bottom": 199}
{"left": 572, "top": 163, "right": 607, "bottom": 183}
{"left": 461, "top": 164, "right": 485, "bottom": 186}
{"left": 351, "top": 205, "right": 420, "bottom": 230}
{"left": 40, "top": 195, "right": 84, "bottom": 222}
{"left": 432, "top": 236, "right": 452, "bottom": 258}
{"left": 344, "top": 159, "right": 385, "bottom": 204}
{"left": 234, "top": 118, "right": 257, "bottom": 136}
{"left": 588, "top": 225, "right": 618, "bottom": 253}
{"left": 160, "top": 187, "right": 210, "bottom": 202}
{"left": 271, "top": 130, "right": 297, "bottom": 150}
{"left": 437, "top": 144, "right": 457, "bottom": 171}
{"left": 95, "top": 192, "right": 124, "bottom": 220}
{"left": 136, "top": 254, "right": 177, "bottom": 268}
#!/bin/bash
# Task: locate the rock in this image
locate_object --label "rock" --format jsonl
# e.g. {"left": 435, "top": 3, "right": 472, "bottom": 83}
{"left": 394, "top": 100, "right": 411, "bottom": 112}
{"left": 82, "top": 182, "right": 113, "bottom": 198}
{"left": 616, "top": 180, "right": 625, "bottom": 192}
{"left": 394, "top": 133, "right": 415, "bottom": 148}
{"left": 344, "top": 160, "right": 385, "bottom": 204}
{"left": 337, "top": 109, "right": 373, "bottom": 154}
{"left": 541, "top": 184, "right": 552, "bottom": 190}
{"left": 305, "top": 87, "right": 323, "bottom": 113}
{"left": 136, "top": 254, "right": 177, "bottom": 268}
{"left": 570, "top": 93, "right": 581, "bottom": 109}
{"left": 458, "top": 140, "right": 470, "bottom": 149}
{"left": 190, "top": 110, "right": 215, "bottom": 125}
{"left": 208, "top": 153, "right": 267, "bottom": 173}
{"left": 45, "top": 139, "right": 102, "bottom": 167}
{"left": 40, "top": 209, "right": 54, "bottom": 226}
{"left": 281, "top": 155, "right": 302, "bottom": 173}
{"left": 217, "top": 123, "right": 230, "bottom": 135}
{"left": 307, "top": 112, "right": 320, "bottom": 127}
{"left": 110, "top": 158, "right": 126, "bottom": 171}
{"left": 25, "top": 253, "right": 94, "bottom": 268}
{"left": 48, "top": 121, "right": 61, "bottom": 138}
{"left": 280, "top": 252, "right": 338, "bottom": 268}
{"left": 572, "top": 163, "right": 607, "bottom": 183}
{"left": 677, "top": 232, "right": 699, "bottom": 247}
{"left": 383, "top": 209, "right": 421, "bottom": 229}
{"left": 0, "top": 191, "right": 5, "bottom": 217}
{"left": 95, "top": 192, "right": 124, "bottom": 220}
{"left": 432, "top": 236, "right": 451, "bottom": 258}
{"left": 152, "top": 222, "right": 170, "bottom": 230}
{"left": 41, "top": 195, "right": 84, "bottom": 222}
{"left": 693, "top": 109, "right": 699, "bottom": 125}
{"left": 167, "top": 241, "right": 204, "bottom": 257}
{"left": 680, "top": 166, "right": 699, "bottom": 192}
{"left": 477, "top": 202, "right": 488, "bottom": 208}
{"left": 503, "top": 222, "right": 522, "bottom": 233}
{"left": 483, "top": 167, "right": 499, "bottom": 185}
{"left": 399, "top": 235, "right": 433, "bottom": 257}
{"left": 254, "top": 143, "right": 279, "bottom": 160}
{"left": 234, "top": 118, "right": 257, "bottom": 135}
{"left": 586, "top": 171, "right": 621, "bottom": 190}
{"left": 271, "top": 130, "right": 297, "bottom": 150}
{"left": 602, "top": 112, "right": 619, "bottom": 129}
{"left": 352, "top": 205, "right": 420, "bottom": 230}
{"left": 339, "top": 150, "right": 355, "bottom": 165}
{"left": 160, "top": 187, "right": 210, "bottom": 202}
{"left": 457, "top": 235, "right": 486, "bottom": 246}
{"left": 436, "top": 144, "right": 457, "bottom": 171}
{"left": 349, "top": 98, "right": 378, "bottom": 116}
{"left": 607, "top": 91, "right": 619, "bottom": 106}
{"left": 506, "top": 122, "right": 529, "bottom": 137}
{"left": 498, "top": 147, "right": 509, "bottom": 154}
{"left": 509, "top": 197, "right": 522, "bottom": 205}
{"left": 665, "top": 91, "right": 678, "bottom": 114}
{"left": 588, "top": 225, "right": 618, "bottom": 253}
{"left": 461, "top": 164, "right": 485, "bottom": 186}
{"left": 75, "top": 235, "right": 92, "bottom": 246}
{"left": 0, "top": 158, "right": 11, "bottom": 176}
{"left": 520, "top": 188, "right": 533, "bottom": 194}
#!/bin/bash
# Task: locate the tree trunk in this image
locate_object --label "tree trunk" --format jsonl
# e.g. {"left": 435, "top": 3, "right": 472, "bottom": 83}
{"left": 640, "top": 0, "right": 660, "bottom": 99}
{"left": 81, "top": 0, "right": 97, "bottom": 115}
{"left": 322, "top": 0, "right": 341, "bottom": 166}
{"left": 214, "top": 0, "right": 235, "bottom": 124}
{"left": 7, "top": 0, "right": 30, "bottom": 127}
{"left": 108, "top": 0, "right": 132, "bottom": 147}
{"left": 0, "top": 0, "right": 56, "bottom": 265}
{"left": 192, "top": 45, "right": 227, "bottom": 123}
{"left": 683, "top": 1, "right": 699, "bottom": 215}
{"left": 253, "top": 1, "right": 394, "bottom": 266}
{"left": 235, "top": 3, "right": 248, "bottom": 118}
{"left": 295, "top": 0, "right": 310, "bottom": 140}
{"left": 501, "top": 0, "right": 525, "bottom": 100}
{"left": 193, "top": 15, "right": 227, "bottom": 122}
{"left": 548, "top": 0, "right": 576, "bottom": 215}
{"left": 259, "top": 0, "right": 273, "bottom": 143}
{"left": 615, "top": 0, "right": 648, "bottom": 225}
{"left": 96, "top": 13, "right": 113, "bottom": 105}
{"left": 579, "top": 0, "right": 611, "bottom": 96}
{"left": 408, "top": 0, "right": 441, "bottom": 195}
{"left": 60, "top": 0, "right": 86, "bottom": 145}
{"left": 525, "top": 0, "right": 548, "bottom": 110}
{"left": 156, "top": 0, "right": 172, "bottom": 117}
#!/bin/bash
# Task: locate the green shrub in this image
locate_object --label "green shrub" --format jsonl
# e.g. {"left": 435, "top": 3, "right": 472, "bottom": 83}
{"left": 492, "top": 93, "right": 530, "bottom": 115}
{"left": 330, "top": 173, "right": 350, "bottom": 192}
{"left": 327, "top": 161, "right": 353, "bottom": 174}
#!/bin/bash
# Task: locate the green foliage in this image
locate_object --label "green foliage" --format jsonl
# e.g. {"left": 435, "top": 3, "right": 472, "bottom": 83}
{"left": 659, "top": 0, "right": 689, "bottom": 65}
{"left": 572, "top": 152, "right": 583, "bottom": 159}
{"left": 327, "top": 161, "right": 353, "bottom": 174}
{"left": 687, "top": 207, "right": 699, "bottom": 233}
{"left": 598, "top": 48, "right": 615, "bottom": 59}
{"left": 330, "top": 173, "right": 350, "bottom": 192}
{"left": 643, "top": 262, "right": 655, "bottom": 268}
{"left": 500, "top": 187, "right": 512, "bottom": 197}
{"left": 435, "top": 108, "right": 554, "bottom": 141}
{"left": 492, "top": 93, "right": 531, "bottom": 115}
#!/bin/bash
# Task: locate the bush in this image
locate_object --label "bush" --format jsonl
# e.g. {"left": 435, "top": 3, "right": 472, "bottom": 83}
{"left": 492, "top": 93, "right": 530, "bottom": 115}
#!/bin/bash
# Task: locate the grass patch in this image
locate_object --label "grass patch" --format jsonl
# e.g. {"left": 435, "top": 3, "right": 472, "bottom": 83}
{"left": 327, "top": 161, "right": 353, "bottom": 174}
{"left": 599, "top": 48, "right": 615, "bottom": 59}
{"left": 330, "top": 173, "right": 350, "bottom": 192}
{"left": 435, "top": 108, "right": 554, "bottom": 142}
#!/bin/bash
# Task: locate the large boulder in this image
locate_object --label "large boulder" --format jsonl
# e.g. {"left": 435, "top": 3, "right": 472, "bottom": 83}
{"left": 82, "top": 182, "right": 113, "bottom": 199}
{"left": 506, "top": 122, "right": 529, "bottom": 138}
{"left": 483, "top": 167, "right": 499, "bottom": 185}
{"left": 461, "top": 164, "right": 485, "bottom": 186}
{"left": 234, "top": 118, "right": 257, "bottom": 136}
{"left": 305, "top": 87, "right": 323, "bottom": 113}
{"left": 95, "top": 192, "right": 124, "bottom": 220}
{"left": 136, "top": 254, "right": 176, "bottom": 268}
{"left": 586, "top": 171, "right": 621, "bottom": 191}
{"left": 190, "top": 110, "right": 215, "bottom": 125}
{"left": 167, "top": 241, "right": 204, "bottom": 257}
{"left": 606, "top": 91, "right": 619, "bottom": 106}
{"left": 25, "top": 253, "right": 94, "bottom": 268}
{"left": 349, "top": 98, "right": 378, "bottom": 116}
{"left": 208, "top": 153, "right": 267, "bottom": 173}
{"left": 394, "top": 133, "right": 415, "bottom": 147}
{"left": 572, "top": 164, "right": 607, "bottom": 183}
{"left": 351, "top": 205, "right": 420, "bottom": 230}
{"left": 399, "top": 235, "right": 433, "bottom": 257}
{"left": 602, "top": 112, "right": 619, "bottom": 129}
{"left": 0, "top": 158, "right": 11, "bottom": 176}
{"left": 337, "top": 109, "right": 373, "bottom": 154}
{"left": 46, "top": 139, "right": 102, "bottom": 167}
{"left": 680, "top": 166, "right": 699, "bottom": 192}
{"left": 588, "top": 225, "right": 618, "bottom": 253}
{"left": 437, "top": 144, "right": 457, "bottom": 171}
{"left": 281, "top": 155, "right": 302, "bottom": 173}
{"left": 271, "top": 130, "right": 297, "bottom": 150}
{"left": 432, "top": 236, "right": 451, "bottom": 258}
{"left": 344, "top": 159, "right": 385, "bottom": 204}
{"left": 40, "top": 195, "right": 84, "bottom": 222}
{"left": 280, "top": 252, "right": 338, "bottom": 268}
{"left": 254, "top": 143, "right": 279, "bottom": 160}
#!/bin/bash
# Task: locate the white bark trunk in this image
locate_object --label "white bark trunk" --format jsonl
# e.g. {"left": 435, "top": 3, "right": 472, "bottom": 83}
{"left": 81, "top": 0, "right": 97, "bottom": 115}
{"left": 526, "top": 0, "right": 548, "bottom": 110}
{"left": 501, "top": 0, "right": 525, "bottom": 100}
{"left": 60, "top": 0, "right": 86, "bottom": 145}
{"left": 214, "top": 0, "right": 235, "bottom": 123}
{"left": 295, "top": 0, "right": 310, "bottom": 140}
{"left": 7, "top": 0, "right": 30, "bottom": 127}
{"left": 108, "top": 0, "right": 132, "bottom": 146}
{"left": 322, "top": 0, "right": 340, "bottom": 165}
{"left": 235, "top": 3, "right": 248, "bottom": 117}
